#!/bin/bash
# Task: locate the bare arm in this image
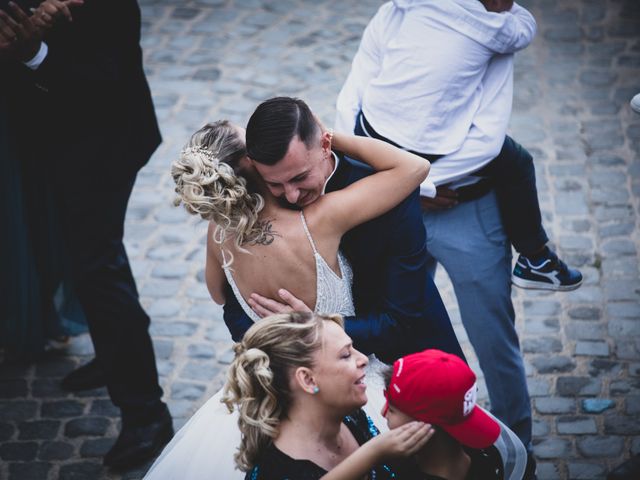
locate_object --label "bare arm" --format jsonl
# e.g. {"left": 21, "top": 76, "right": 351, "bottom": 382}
{"left": 309, "top": 132, "right": 430, "bottom": 238}
{"left": 205, "top": 223, "right": 226, "bottom": 305}
{"left": 320, "top": 422, "right": 434, "bottom": 480}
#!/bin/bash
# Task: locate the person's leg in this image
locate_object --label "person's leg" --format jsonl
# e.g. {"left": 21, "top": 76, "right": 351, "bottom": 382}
{"left": 423, "top": 192, "right": 532, "bottom": 448}
{"left": 479, "top": 136, "right": 582, "bottom": 291}
{"left": 476, "top": 136, "right": 547, "bottom": 255}
{"left": 57, "top": 176, "right": 163, "bottom": 414}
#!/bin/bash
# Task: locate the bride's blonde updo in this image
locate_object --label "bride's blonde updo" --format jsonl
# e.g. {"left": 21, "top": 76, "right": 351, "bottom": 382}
{"left": 172, "top": 120, "right": 266, "bottom": 259}
{"left": 222, "top": 312, "right": 344, "bottom": 472}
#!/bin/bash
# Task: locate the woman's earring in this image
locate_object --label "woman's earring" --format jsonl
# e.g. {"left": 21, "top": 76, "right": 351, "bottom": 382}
{"left": 312, "top": 386, "right": 320, "bottom": 395}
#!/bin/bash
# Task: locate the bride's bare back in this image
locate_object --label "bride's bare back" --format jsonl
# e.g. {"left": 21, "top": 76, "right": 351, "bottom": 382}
{"left": 207, "top": 204, "right": 343, "bottom": 311}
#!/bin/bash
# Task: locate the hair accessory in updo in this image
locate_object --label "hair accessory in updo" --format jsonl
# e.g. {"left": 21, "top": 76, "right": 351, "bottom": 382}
{"left": 180, "top": 145, "right": 218, "bottom": 163}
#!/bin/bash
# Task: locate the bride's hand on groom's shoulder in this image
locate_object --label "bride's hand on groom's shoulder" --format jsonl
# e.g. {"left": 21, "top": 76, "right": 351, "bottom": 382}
{"left": 248, "top": 289, "right": 312, "bottom": 318}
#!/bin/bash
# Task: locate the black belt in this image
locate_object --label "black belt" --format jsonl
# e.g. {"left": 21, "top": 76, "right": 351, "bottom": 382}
{"left": 357, "top": 111, "right": 443, "bottom": 163}
{"left": 357, "top": 111, "right": 494, "bottom": 202}
{"left": 452, "top": 178, "right": 494, "bottom": 202}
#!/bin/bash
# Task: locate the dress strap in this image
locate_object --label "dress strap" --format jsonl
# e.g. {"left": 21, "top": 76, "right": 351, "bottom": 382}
{"left": 300, "top": 211, "right": 319, "bottom": 255}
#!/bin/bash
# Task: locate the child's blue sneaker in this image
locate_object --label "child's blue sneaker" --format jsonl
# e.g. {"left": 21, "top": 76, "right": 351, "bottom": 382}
{"left": 512, "top": 249, "right": 582, "bottom": 291}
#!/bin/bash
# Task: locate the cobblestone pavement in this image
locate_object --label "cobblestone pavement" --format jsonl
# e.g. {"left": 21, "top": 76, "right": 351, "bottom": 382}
{"left": 1, "top": 0, "right": 639, "bottom": 479}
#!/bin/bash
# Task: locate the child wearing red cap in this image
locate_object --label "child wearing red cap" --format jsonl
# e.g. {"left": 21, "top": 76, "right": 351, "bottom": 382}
{"left": 322, "top": 349, "right": 531, "bottom": 480}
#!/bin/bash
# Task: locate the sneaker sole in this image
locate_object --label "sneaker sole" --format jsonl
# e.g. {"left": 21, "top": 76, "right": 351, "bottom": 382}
{"left": 512, "top": 276, "right": 583, "bottom": 292}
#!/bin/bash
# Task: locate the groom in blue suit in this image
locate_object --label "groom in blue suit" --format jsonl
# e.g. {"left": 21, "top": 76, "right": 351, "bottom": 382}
{"left": 223, "top": 97, "right": 463, "bottom": 364}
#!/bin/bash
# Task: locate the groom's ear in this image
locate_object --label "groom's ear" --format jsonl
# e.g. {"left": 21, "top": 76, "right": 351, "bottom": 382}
{"left": 320, "top": 130, "right": 332, "bottom": 153}
{"left": 293, "top": 367, "right": 318, "bottom": 395}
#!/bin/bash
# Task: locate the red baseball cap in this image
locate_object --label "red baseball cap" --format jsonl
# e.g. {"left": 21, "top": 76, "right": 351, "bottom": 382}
{"left": 384, "top": 349, "right": 500, "bottom": 449}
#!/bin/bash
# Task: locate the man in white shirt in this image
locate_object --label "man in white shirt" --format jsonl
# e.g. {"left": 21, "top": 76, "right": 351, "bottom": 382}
{"left": 335, "top": 0, "right": 553, "bottom": 463}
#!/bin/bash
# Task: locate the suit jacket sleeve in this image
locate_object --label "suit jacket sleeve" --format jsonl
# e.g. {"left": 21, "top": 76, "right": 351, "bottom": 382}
{"left": 222, "top": 282, "right": 254, "bottom": 342}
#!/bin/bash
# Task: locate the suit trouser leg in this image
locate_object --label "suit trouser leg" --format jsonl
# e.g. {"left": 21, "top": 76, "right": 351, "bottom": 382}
{"left": 56, "top": 175, "right": 163, "bottom": 414}
{"left": 423, "top": 191, "right": 532, "bottom": 448}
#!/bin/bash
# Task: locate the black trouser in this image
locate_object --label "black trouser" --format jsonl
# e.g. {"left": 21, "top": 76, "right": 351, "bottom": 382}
{"left": 55, "top": 173, "right": 162, "bottom": 415}
{"left": 356, "top": 111, "right": 548, "bottom": 255}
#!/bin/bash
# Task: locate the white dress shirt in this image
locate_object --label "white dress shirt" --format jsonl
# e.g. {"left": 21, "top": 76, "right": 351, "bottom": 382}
{"left": 335, "top": 0, "right": 536, "bottom": 197}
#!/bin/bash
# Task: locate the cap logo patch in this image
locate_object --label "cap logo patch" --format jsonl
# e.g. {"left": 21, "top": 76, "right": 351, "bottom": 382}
{"left": 463, "top": 383, "right": 477, "bottom": 417}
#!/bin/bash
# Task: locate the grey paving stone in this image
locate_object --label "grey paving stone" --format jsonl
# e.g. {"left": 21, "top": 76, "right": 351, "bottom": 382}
{"left": 607, "top": 302, "right": 640, "bottom": 318}
{"left": 89, "top": 400, "right": 120, "bottom": 418}
{"left": 147, "top": 298, "right": 182, "bottom": 317}
{"left": 0, "top": 441, "right": 38, "bottom": 461}
{"left": 535, "top": 397, "right": 576, "bottom": 414}
{"left": 577, "top": 436, "right": 624, "bottom": 458}
{"left": 610, "top": 379, "right": 640, "bottom": 395}
{"left": 18, "top": 420, "right": 60, "bottom": 441}
{"left": 8, "top": 462, "right": 51, "bottom": 480}
{"left": 567, "top": 306, "right": 601, "bottom": 320}
{"left": 523, "top": 300, "right": 562, "bottom": 317}
{"left": 557, "top": 377, "right": 602, "bottom": 396}
{"left": 79, "top": 438, "right": 115, "bottom": 458}
{"left": 557, "top": 416, "right": 598, "bottom": 434}
{"left": 0, "top": 363, "right": 31, "bottom": 380}
{"left": 527, "top": 377, "right": 551, "bottom": 397}
{"left": 38, "top": 441, "right": 75, "bottom": 461}
{"left": 575, "top": 341, "right": 609, "bottom": 357}
{"left": 533, "top": 419, "right": 550, "bottom": 437}
{"left": 180, "top": 362, "right": 220, "bottom": 382}
{"left": 608, "top": 318, "right": 640, "bottom": 338}
{"left": 64, "top": 417, "right": 110, "bottom": 438}
{"left": 140, "top": 279, "right": 183, "bottom": 297}
{"left": 152, "top": 262, "right": 191, "bottom": 279}
{"left": 626, "top": 395, "right": 640, "bottom": 415}
{"left": 566, "top": 321, "right": 606, "bottom": 341}
{"left": 187, "top": 343, "right": 216, "bottom": 359}
{"left": 533, "top": 438, "right": 572, "bottom": 459}
{"left": 531, "top": 356, "right": 576, "bottom": 374}
{"left": 536, "top": 462, "right": 561, "bottom": 480}
{"left": 152, "top": 339, "right": 174, "bottom": 359}
{"left": 523, "top": 337, "right": 563, "bottom": 354}
{"left": 41, "top": 400, "right": 85, "bottom": 419}
{"left": 170, "top": 382, "right": 206, "bottom": 401}
{"left": 604, "top": 414, "right": 640, "bottom": 435}
{"left": 567, "top": 462, "right": 607, "bottom": 479}
{"left": 58, "top": 461, "right": 103, "bottom": 480}
{"left": 0, "top": 401, "right": 38, "bottom": 422}
{"left": 588, "top": 359, "right": 623, "bottom": 377}
{"left": 149, "top": 321, "right": 199, "bottom": 337}
{"left": 31, "top": 378, "right": 69, "bottom": 398}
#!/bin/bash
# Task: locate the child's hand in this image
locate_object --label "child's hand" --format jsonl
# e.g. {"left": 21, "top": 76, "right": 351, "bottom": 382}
{"left": 370, "top": 421, "right": 434, "bottom": 460}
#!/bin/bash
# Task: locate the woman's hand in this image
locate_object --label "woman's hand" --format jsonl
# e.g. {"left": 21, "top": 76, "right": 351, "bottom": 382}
{"left": 368, "top": 421, "right": 434, "bottom": 460}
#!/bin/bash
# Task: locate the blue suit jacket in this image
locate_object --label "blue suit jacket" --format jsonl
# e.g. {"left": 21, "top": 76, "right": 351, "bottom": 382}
{"left": 223, "top": 154, "right": 464, "bottom": 363}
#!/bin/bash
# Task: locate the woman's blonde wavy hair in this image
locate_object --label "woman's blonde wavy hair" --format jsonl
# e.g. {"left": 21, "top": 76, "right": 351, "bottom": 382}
{"left": 172, "top": 120, "right": 267, "bottom": 264}
{"left": 222, "top": 312, "right": 344, "bottom": 472}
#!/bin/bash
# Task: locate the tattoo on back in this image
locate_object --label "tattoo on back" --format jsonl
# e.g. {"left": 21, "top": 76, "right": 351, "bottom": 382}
{"left": 250, "top": 219, "right": 280, "bottom": 246}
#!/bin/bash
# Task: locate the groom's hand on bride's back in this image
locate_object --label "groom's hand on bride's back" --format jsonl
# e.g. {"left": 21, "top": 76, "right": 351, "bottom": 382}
{"left": 248, "top": 289, "right": 312, "bottom": 318}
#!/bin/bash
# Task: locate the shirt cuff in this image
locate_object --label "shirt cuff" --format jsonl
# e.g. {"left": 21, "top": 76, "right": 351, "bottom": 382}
{"left": 23, "top": 42, "right": 48, "bottom": 70}
{"left": 420, "top": 179, "right": 436, "bottom": 198}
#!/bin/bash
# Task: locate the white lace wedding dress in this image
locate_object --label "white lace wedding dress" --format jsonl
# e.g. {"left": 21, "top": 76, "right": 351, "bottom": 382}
{"left": 144, "top": 212, "right": 388, "bottom": 479}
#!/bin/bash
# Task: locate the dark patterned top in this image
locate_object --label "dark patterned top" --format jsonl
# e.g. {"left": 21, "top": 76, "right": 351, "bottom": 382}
{"left": 245, "top": 409, "right": 396, "bottom": 480}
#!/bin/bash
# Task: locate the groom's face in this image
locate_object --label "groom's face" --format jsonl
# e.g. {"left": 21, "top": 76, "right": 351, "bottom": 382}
{"left": 252, "top": 134, "right": 333, "bottom": 208}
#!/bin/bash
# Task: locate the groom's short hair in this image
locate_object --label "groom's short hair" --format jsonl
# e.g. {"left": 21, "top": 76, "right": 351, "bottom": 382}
{"left": 246, "top": 97, "right": 320, "bottom": 166}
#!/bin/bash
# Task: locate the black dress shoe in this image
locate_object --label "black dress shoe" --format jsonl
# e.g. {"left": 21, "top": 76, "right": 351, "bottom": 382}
{"left": 608, "top": 454, "right": 640, "bottom": 480}
{"left": 61, "top": 358, "right": 107, "bottom": 392}
{"left": 104, "top": 403, "right": 173, "bottom": 470}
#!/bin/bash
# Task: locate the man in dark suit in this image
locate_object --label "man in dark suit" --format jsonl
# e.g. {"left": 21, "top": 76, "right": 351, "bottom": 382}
{"left": 223, "top": 97, "right": 463, "bottom": 364}
{"left": 1, "top": 0, "right": 172, "bottom": 469}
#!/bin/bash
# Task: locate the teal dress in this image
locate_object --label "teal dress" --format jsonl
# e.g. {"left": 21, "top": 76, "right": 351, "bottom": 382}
{"left": 1, "top": 65, "right": 85, "bottom": 362}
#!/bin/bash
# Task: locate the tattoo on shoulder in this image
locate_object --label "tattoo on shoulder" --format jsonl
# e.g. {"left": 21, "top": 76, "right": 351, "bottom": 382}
{"left": 250, "top": 219, "right": 280, "bottom": 246}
